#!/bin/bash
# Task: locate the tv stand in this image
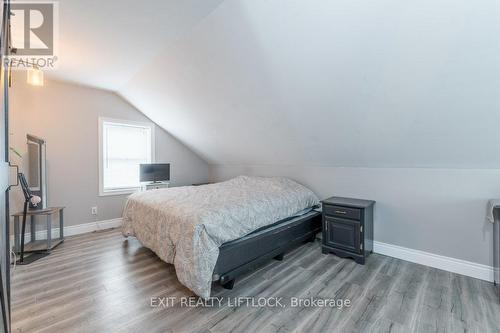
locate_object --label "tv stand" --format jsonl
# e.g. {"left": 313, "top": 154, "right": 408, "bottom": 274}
{"left": 140, "top": 181, "right": 170, "bottom": 192}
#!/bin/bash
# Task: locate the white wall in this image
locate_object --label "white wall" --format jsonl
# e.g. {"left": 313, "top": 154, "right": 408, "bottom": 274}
{"left": 210, "top": 165, "right": 497, "bottom": 267}
{"left": 9, "top": 73, "right": 208, "bottom": 227}
{"left": 118, "top": 0, "right": 500, "bottom": 270}
{"left": 10, "top": 0, "right": 498, "bottom": 273}
{"left": 120, "top": 0, "right": 500, "bottom": 167}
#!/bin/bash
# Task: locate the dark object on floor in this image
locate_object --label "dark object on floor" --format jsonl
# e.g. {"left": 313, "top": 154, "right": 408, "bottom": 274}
{"left": 14, "top": 252, "right": 49, "bottom": 265}
{"left": 213, "top": 211, "right": 321, "bottom": 289}
{"left": 13, "top": 174, "right": 65, "bottom": 265}
{"left": 273, "top": 253, "right": 284, "bottom": 261}
{"left": 321, "top": 196, "right": 375, "bottom": 265}
{"left": 17, "top": 173, "right": 34, "bottom": 263}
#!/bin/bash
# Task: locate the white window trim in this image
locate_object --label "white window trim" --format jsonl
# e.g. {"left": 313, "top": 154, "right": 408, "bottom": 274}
{"left": 98, "top": 117, "right": 155, "bottom": 196}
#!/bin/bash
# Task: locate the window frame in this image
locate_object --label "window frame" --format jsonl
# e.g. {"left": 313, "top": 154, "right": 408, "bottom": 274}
{"left": 98, "top": 117, "right": 155, "bottom": 196}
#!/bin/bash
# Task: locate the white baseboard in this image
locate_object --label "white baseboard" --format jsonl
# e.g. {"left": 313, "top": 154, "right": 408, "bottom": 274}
{"left": 10, "top": 217, "right": 123, "bottom": 247}
{"left": 64, "top": 217, "right": 123, "bottom": 237}
{"left": 373, "top": 241, "right": 494, "bottom": 282}
{"left": 10, "top": 218, "right": 494, "bottom": 283}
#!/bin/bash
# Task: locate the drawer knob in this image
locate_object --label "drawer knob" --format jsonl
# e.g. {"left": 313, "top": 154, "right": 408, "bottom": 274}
{"left": 335, "top": 210, "right": 347, "bottom": 214}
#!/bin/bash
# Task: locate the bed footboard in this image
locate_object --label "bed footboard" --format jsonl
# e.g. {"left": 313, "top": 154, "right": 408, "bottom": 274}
{"left": 213, "top": 211, "right": 321, "bottom": 289}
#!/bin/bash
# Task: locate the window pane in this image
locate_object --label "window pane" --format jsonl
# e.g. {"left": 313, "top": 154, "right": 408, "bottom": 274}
{"left": 102, "top": 121, "right": 152, "bottom": 191}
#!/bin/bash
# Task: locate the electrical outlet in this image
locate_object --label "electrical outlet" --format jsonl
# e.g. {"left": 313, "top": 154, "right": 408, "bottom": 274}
{"left": 91, "top": 206, "right": 98, "bottom": 215}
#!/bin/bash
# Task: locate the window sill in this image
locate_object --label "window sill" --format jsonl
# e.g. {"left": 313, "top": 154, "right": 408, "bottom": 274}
{"left": 99, "top": 188, "right": 140, "bottom": 197}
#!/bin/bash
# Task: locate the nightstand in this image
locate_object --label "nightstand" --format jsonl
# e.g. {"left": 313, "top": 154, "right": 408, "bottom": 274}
{"left": 321, "top": 196, "right": 375, "bottom": 264}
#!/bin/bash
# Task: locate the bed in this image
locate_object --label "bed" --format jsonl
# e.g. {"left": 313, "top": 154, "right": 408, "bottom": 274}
{"left": 122, "top": 176, "right": 320, "bottom": 299}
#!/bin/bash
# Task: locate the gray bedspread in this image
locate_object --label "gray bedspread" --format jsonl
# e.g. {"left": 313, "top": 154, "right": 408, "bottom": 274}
{"left": 122, "top": 176, "right": 319, "bottom": 298}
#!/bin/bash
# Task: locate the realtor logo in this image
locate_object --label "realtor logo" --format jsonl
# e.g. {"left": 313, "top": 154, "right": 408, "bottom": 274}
{"left": 8, "top": 1, "right": 58, "bottom": 69}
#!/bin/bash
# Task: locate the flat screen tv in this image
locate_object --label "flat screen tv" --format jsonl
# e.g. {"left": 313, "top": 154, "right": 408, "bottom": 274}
{"left": 140, "top": 163, "right": 170, "bottom": 183}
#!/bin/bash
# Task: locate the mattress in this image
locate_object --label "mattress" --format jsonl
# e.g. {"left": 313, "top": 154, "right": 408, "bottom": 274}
{"left": 243, "top": 206, "right": 317, "bottom": 236}
{"left": 122, "top": 175, "right": 319, "bottom": 298}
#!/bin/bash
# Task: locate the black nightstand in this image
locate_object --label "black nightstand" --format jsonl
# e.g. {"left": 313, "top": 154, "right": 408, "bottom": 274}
{"left": 321, "top": 197, "right": 375, "bottom": 264}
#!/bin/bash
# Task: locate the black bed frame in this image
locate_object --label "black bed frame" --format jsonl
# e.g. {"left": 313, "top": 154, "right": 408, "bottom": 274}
{"left": 213, "top": 211, "right": 322, "bottom": 289}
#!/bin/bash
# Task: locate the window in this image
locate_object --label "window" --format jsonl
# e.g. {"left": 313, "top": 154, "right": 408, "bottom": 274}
{"left": 99, "top": 118, "right": 154, "bottom": 195}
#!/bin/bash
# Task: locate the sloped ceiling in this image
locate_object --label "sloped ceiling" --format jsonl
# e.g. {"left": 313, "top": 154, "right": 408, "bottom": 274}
{"left": 55, "top": 0, "right": 500, "bottom": 167}
{"left": 48, "top": 0, "right": 224, "bottom": 90}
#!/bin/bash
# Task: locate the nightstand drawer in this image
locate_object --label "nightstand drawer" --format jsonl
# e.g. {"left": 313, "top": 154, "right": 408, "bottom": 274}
{"left": 323, "top": 205, "right": 361, "bottom": 220}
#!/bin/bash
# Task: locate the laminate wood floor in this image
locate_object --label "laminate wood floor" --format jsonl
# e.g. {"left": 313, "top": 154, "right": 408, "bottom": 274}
{"left": 10, "top": 228, "right": 500, "bottom": 333}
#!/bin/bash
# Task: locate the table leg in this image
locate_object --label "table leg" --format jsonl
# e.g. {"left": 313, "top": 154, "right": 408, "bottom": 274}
{"left": 13, "top": 216, "right": 19, "bottom": 254}
{"left": 31, "top": 215, "right": 36, "bottom": 243}
{"left": 47, "top": 215, "right": 52, "bottom": 250}
{"left": 59, "top": 209, "right": 64, "bottom": 240}
{"left": 20, "top": 201, "right": 28, "bottom": 262}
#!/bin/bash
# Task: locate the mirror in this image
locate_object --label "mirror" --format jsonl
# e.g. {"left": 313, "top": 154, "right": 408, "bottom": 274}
{"left": 26, "top": 134, "right": 47, "bottom": 209}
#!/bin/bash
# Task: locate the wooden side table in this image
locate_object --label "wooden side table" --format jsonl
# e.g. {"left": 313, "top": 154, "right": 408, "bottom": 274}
{"left": 12, "top": 207, "right": 65, "bottom": 256}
